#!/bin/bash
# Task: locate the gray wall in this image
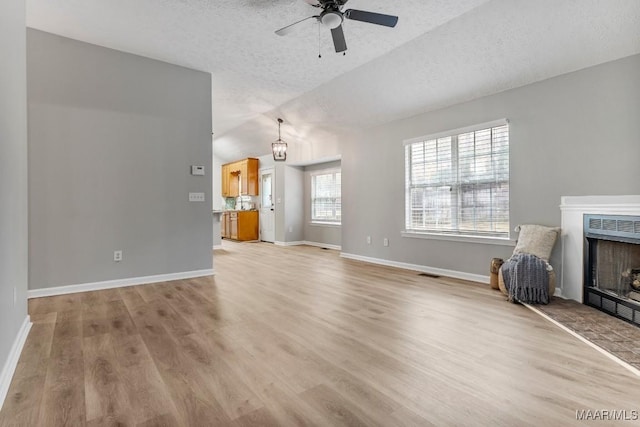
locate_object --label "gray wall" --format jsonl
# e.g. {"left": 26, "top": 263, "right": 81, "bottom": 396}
{"left": 0, "top": 0, "right": 29, "bottom": 383}
{"left": 212, "top": 153, "right": 223, "bottom": 212}
{"left": 258, "top": 154, "right": 304, "bottom": 243}
{"left": 343, "top": 54, "right": 640, "bottom": 276}
{"left": 284, "top": 166, "right": 304, "bottom": 243}
{"left": 28, "top": 29, "right": 213, "bottom": 290}
{"left": 273, "top": 162, "right": 304, "bottom": 243}
{"left": 274, "top": 162, "right": 286, "bottom": 242}
{"left": 304, "top": 161, "right": 342, "bottom": 248}
{"left": 257, "top": 155, "right": 340, "bottom": 247}
{"left": 212, "top": 152, "right": 222, "bottom": 248}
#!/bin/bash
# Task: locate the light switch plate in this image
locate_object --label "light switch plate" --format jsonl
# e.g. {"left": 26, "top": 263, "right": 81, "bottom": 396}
{"left": 189, "top": 192, "right": 205, "bottom": 202}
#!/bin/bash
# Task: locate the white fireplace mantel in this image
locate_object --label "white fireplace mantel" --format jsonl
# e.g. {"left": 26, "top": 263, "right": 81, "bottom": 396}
{"left": 560, "top": 195, "right": 640, "bottom": 302}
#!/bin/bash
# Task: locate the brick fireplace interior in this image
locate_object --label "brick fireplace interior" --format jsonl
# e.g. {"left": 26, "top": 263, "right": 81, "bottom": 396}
{"left": 584, "top": 214, "right": 640, "bottom": 326}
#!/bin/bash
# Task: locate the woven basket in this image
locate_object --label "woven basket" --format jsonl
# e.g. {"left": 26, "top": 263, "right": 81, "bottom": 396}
{"left": 489, "top": 258, "right": 504, "bottom": 290}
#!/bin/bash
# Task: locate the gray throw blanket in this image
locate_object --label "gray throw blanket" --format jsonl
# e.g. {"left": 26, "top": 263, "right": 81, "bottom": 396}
{"left": 501, "top": 253, "right": 549, "bottom": 304}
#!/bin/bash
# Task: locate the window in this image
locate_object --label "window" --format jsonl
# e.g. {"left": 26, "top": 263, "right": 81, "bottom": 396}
{"left": 404, "top": 120, "right": 509, "bottom": 238}
{"left": 312, "top": 169, "right": 341, "bottom": 224}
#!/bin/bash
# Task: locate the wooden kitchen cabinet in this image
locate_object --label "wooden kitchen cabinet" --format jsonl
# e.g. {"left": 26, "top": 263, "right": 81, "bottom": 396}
{"left": 221, "top": 158, "right": 259, "bottom": 198}
{"left": 221, "top": 212, "right": 228, "bottom": 238}
{"left": 237, "top": 211, "right": 258, "bottom": 240}
{"left": 229, "top": 169, "right": 240, "bottom": 197}
{"left": 221, "top": 210, "right": 258, "bottom": 241}
{"left": 239, "top": 161, "right": 247, "bottom": 195}
{"left": 229, "top": 212, "right": 238, "bottom": 240}
{"left": 221, "top": 164, "right": 230, "bottom": 197}
{"left": 240, "top": 158, "right": 259, "bottom": 196}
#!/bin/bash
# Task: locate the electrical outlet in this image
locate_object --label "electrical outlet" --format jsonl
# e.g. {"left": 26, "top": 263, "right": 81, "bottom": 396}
{"left": 289, "top": 226, "right": 293, "bottom": 233}
{"left": 189, "top": 192, "right": 205, "bottom": 202}
{"left": 366, "top": 236, "right": 371, "bottom": 244}
{"left": 383, "top": 238, "right": 389, "bottom": 247}
{"left": 114, "top": 250, "right": 123, "bottom": 262}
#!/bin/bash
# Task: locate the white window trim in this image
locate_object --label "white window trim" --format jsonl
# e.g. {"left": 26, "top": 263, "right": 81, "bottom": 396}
{"left": 403, "top": 119, "right": 510, "bottom": 239}
{"left": 401, "top": 230, "right": 515, "bottom": 246}
{"left": 311, "top": 168, "right": 341, "bottom": 225}
{"left": 310, "top": 167, "right": 341, "bottom": 177}
{"left": 309, "top": 221, "right": 341, "bottom": 228}
{"left": 403, "top": 118, "right": 509, "bottom": 146}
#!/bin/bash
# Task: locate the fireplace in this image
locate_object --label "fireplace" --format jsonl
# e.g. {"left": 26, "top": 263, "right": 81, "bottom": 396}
{"left": 584, "top": 214, "right": 640, "bottom": 325}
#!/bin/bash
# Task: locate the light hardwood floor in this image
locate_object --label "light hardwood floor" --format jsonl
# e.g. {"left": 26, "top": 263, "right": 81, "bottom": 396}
{"left": 1, "top": 241, "right": 639, "bottom": 426}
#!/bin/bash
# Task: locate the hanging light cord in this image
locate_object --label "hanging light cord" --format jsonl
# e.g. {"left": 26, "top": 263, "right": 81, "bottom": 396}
{"left": 318, "top": 21, "right": 322, "bottom": 59}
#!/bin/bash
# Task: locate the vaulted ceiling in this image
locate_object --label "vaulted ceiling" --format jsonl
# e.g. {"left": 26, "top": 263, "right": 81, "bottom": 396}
{"left": 27, "top": 0, "right": 640, "bottom": 163}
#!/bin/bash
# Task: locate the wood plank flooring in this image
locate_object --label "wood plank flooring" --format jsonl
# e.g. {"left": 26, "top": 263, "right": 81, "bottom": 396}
{"left": 1, "top": 241, "right": 639, "bottom": 426}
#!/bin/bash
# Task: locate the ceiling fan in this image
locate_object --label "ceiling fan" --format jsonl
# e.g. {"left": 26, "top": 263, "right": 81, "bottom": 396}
{"left": 275, "top": 0, "right": 398, "bottom": 54}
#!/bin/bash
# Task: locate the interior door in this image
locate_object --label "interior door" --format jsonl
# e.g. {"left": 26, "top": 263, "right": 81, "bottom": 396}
{"left": 259, "top": 168, "right": 275, "bottom": 243}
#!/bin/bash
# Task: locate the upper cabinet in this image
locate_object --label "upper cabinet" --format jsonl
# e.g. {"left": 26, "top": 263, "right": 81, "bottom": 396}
{"left": 221, "top": 163, "right": 230, "bottom": 197}
{"left": 240, "top": 158, "right": 259, "bottom": 196}
{"left": 222, "top": 158, "right": 259, "bottom": 197}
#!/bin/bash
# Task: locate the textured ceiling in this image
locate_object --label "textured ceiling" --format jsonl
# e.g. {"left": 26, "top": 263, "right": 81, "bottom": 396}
{"left": 26, "top": 0, "right": 640, "bottom": 163}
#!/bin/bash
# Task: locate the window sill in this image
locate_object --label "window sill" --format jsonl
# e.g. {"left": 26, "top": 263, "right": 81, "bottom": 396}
{"left": 310, "top": 222, "right": 341, "bottom": 228}
{"left": 401, "top": 231, "right": 516, "bottom": 246}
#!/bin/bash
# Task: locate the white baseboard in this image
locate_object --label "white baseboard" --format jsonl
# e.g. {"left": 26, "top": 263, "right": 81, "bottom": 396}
{"left": 303, "top": 241, "right": 342, "bottom": 251}
{"left": 0, "top": 315, "right": 32, "bottom": 411}
{"left": 340, "top": 252, "right": 489, "bottom": 284}
{"left": 274, "top": 241, "right": 341, "bottom": 251}
{"left": 213, "top": 244, "right": 223, "bottom": 250}
{"left": 28, "top": 269, "right": 215, "bottom": 299}
{"left": 274, "top": 241, "right": 305, "bottom": 247}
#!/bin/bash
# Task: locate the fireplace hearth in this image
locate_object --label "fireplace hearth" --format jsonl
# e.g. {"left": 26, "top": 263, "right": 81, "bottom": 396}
{"left": 584, "top": 214, "right": 640, "bottom": 326}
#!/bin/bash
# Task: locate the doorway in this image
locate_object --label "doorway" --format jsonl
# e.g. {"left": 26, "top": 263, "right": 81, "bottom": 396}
{"left": 259, "top": 168, "right": 275, "bottom": 242}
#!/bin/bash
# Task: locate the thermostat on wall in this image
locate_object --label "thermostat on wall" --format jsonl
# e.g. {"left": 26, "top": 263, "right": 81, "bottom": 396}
{"left": 191, "top": 165, "right": 205, "bottom": 176}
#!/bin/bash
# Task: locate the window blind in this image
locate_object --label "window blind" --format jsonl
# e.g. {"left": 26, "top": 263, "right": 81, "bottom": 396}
{"left": 405, "top": 123, "right": 509, "bottom": 237}
{"left": 312, "top": 170, "right": 341, "bottom": 223}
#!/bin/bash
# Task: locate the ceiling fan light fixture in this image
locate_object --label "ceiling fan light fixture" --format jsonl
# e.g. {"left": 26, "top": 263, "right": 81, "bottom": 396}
{"left": 274, "top": 1, "right": 399, "bottom": 53}
{"left": 321, "top": 11, "right": 343, "bottom": 29}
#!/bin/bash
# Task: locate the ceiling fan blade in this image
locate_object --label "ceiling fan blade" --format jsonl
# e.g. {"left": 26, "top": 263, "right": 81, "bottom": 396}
{"left": 302, "top": 0, "right": 321, "bottom": 6}
{"left": 344, "top": 9, "right": 398, "bottom": 27}
{"left": 275, "top": 16, "right": 318, "bottom": 36}
{"left": 331, "top": 25, "right": 347, "bottom": 53}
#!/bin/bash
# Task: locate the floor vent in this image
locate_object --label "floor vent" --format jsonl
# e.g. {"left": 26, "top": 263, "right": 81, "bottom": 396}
{"left": 418, "top": 272, "right": 440, "bottom": 278}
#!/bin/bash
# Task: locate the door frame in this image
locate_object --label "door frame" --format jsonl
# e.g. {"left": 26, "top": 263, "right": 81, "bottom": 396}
{"left": 259, "top": 167, "right": 275, "bottom": 243}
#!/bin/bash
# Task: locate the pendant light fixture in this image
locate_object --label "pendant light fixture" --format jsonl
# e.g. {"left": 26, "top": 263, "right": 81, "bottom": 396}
{"left": 272, "top": 118, "right": 287, "bottom": 161}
